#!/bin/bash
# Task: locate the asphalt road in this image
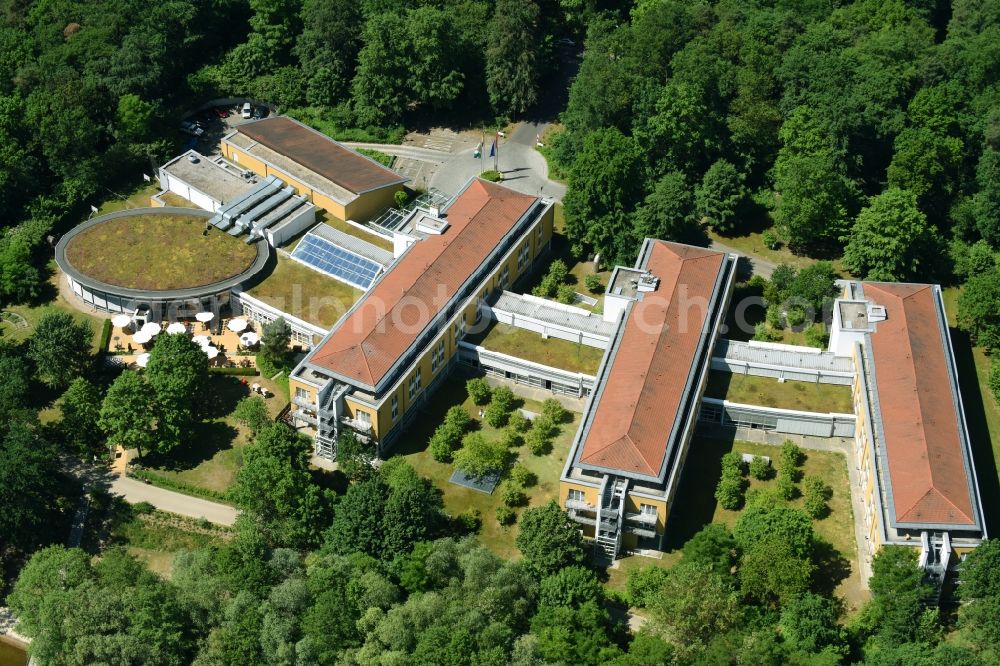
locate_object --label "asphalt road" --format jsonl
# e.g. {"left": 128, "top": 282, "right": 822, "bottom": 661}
{"left": 111, "top": 476, "right": 238, "bottom": 526}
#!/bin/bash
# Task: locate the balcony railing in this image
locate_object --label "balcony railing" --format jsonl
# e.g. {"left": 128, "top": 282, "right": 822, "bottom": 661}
{"left": 626, "top": 512, "right": 658, "bottom": 527}
{"left": 291, "top": 409, "right": 318, "bottom": 426}
{"left": 340, "top": 416, "right": 373, "bottom": 432}
{"left": 566, "top": 511, "right": 596, "bottom": 526}
{"left": 625, "top": 525, "right": 657, "bottom": 539}
{"left": 565, "top": 499, "right": 595, "bottom": 512}
{"left": 292, "top": 396, "right": 315, "bottom": 409}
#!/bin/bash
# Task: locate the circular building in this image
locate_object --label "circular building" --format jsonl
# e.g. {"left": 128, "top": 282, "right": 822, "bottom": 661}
{"left": 56, "top": 207, "right": 272, "bottom": 320}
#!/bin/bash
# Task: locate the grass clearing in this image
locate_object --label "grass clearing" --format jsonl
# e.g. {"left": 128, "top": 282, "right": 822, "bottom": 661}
{"left": 1, "top": 263, "right": 104, "bottom": 349}
{"left": 465, "top": 322, "right": 605, "bottom": 375}
{"left": 704, "top": 371, "right": 854, "bottom": 414}
{"left": 94, "top": 182, "right": 161, "bottom": 215}
{"left": 65, "top": 214, "right": 257, "bottom": 291}
{"left": 708, "top": 227, "right": 851, "bottom": 277}
{"left": 139, "top": 374, "right": 286, "bottom": 494}
{"left": 392, "top": 377, "right": 580, "bottom": 559}
{"left": 157, "top": 191, "right": 202, "bottom": 208}
{"left": 665, "top": 436, "right": 867, "bottom": 613}
{"left": 247, "top": 254, "right": 361, "bottom": 329}
{"left": 108, "top": 506, "right": 233, "bottom": 578}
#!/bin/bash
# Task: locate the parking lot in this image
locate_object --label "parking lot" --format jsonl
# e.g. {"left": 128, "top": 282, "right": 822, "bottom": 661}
{"left": 180, "top": 102, "right": 269, "bottom": 157}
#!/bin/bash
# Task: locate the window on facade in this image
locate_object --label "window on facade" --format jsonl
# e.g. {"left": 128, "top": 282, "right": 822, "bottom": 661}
{"left": 474, "top": 294, "right": 484, "bottom": 323}
{"left": 454, "top": 316, "right": 466, "bottom": 341}
{"left": 568, "top": 489, "right": 585, "bottom": 503}
{"left": 639, "top": 503, "right": 657, "bottom": 517}
{"left": 500, "top": 265, "right": 510, "bottom": 290}
{"left": 536, "top": 225, "right": 543, "bottom": 246}
{"left": 391, "top": 395, "right": 399, "bottom": 421}
{"left": 295, "top": 387, "right": 310, "bottom": 401}
{"left": 517, "top": 242, "right": 530, "bottom": 271}
{"left": 431, "top": 339, "right": 446, "bottom": 373}
{"left": 408, "top": 368, "right": 423, "bottom": 399}
{"left": 356, "top": 410, "right": 372, "bottom": 425}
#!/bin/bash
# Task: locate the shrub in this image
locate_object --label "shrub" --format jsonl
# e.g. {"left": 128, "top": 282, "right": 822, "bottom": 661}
{"left": 745, "top": 488, "right": 783, "bottom": 509}
{"left": 776, "top": 474, "right": 796, "bottom": 501}
{"left": 500, "top": 427, "right": 522, "bottom": 449}
{"left": 547, "top": 259, "right": 569, "bottom": 285}
{"left": 532, "top": 275, "right": 558, "bottom": 298}
{"left": 753, "top": 322, "right": 782, "bottom": 342}
{"left": 715, "top": 474, "right": 745, "bottom": 510}
{"left": 208, "top": 366, "right": 259, "bottom": 376}
{"left": 530, "top": 415, "right": 556, "bottom": 439}
{"left": 484, "top": 385, "right": 516, "bottom": 428}
{"left": 556, "top": 283, "right": 577, "bottom": 304}
{"left": 454, "top": 509, "right": 482, "bottom": 534}
{"left": 496, "top": 505, "right": 516, "bottom": 525}
{"left": 466, "top": 377, "right": 492, "bottom": 405}
{"left": 443, "top": 405, "right": 472, "bottom": 431}
{"left": 991, "top": 363, "right": 1000, "bottom": 405}
{"left": 803, "top": 476, "right": 832, "bottom": 519}
{"left": 804, "top": 323, "right": 829, "bottom": 349}
{"left": 541, "top": 398, "right": 570, "bottom": 424}
{"left": 429, "top": 420, "right": 464, "bottom": 462}
{"left": 720, "top": 451, "right": 744, "bottom": 474}
{"left": 507, "top": 410, "right": 530, "bottom": 433}
{"left": 762, "top": 229, "right": 780, "bottom": 250}
{"left": 98, "top": 318, "right": 113, "bottom": 353}
{"left": 584, "top": 273, "right": 604, "bottom": 294}
{"left": 480, "top": 169, "right": 503, "bottom": 182}
{"left": 131, "top": 501, "right": 155, "bottom": 515}
{"left": 749, "top": 456, "right": 771, "bottom": 480}
{"left": 525, "top": 427, "right": 551, "bottom": 456}
{"left": 780, "top": 441, "right": 803, "bottom": 470}
{"left": 786, "top": 306, "right": 807, "bottom": 328}
{"left": 510, "top": 463, "right": 537, "bottom": 487}
{"left": 501, "top": 481, "right": 528, "bottom": 507}
{"left": 454, "top": 432, "right": 509, "bottom": 479}
{"left": 393, "top": 189, "right": 409, "bottom": 208}
{"left": 766, "top": 304, "right": 784, "bottom": 329}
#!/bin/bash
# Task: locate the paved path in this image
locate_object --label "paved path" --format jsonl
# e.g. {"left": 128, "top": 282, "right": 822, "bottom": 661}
{"left": 709, "top": 239, "right": 778, "bottom": 279}
{"left": 111, "top": 476, "right": 238, "bottom": 526}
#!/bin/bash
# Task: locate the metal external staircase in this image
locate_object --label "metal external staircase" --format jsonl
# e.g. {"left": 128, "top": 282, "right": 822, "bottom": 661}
{"left": 595, "top": 476, "right": 628, "bottom": 559}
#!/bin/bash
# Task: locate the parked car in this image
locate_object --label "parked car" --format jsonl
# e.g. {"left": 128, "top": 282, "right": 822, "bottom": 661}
{"left": 179, "top": 121, "right": 204, "bottom": 137}
{"left": 213, "top": 106, "right": 229, "bottom": 119}
{"left": 241, "top": 102, "right": 252, "bottom": 119}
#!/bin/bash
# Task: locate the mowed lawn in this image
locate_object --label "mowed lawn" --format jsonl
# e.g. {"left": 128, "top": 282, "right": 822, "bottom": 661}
{"left": 704, "top": 371, "right": 855, "bottom": 414}
{"left": 247, "top": 255, "right": 361, "bottom": 329}
{"left": 140, "top": 374, "right": 288, "bottom": 495}
{"left": 393, "top": 377, "right": 581, "bottom": 559}
{"left": 108, "top": 506, "right": 233, "bottom": 578}
{"left": 1, "top": 262, "right": 105, "bottom": 348}
{"left": 65, "top": 214, "right": 258, "bottom": 290}
{"left": 465, "top": 322, "right": 606, "bottom": 375}
{"left": 663, "top": 436, "right": 867, "bottom": 613}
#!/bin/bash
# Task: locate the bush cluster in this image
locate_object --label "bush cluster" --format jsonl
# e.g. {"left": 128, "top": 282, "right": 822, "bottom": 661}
{"left": 484, "top": 385, "right": 516, "bottom": 428}
{"left": 714, "top": 451, "right": 746, "bottom": 510}
{"left": 429, "top": 406, "right": 472, "bottom": 462}
{"left": 525, "top": 414, "right": 556, "bottom": 455}
{"left": 496, "top": 505, "right": 516, "bottom": 525}
{"left": 803, "top": 476, "right": 832, "bottom": 519}
{"left": 776, "top": 441, "right": 803, "bottom": 500}
{"left": 466, "top": 377, "right": 492, "bottom": 405}
{"left": 532, "top": 259, "right": 570, "bottom": 299}
{"left": 584, "top": 273, "right": 604, "bottom": 294}
{"left": 748, "top": 455, "right": 772, "bottom": 480}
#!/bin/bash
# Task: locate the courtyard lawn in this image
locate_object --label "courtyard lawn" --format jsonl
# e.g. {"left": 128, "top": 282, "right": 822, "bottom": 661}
{"left": 65, "top": 214, "right": 257, "bottom": 291}
{"left": 704, "top": 371, "right": 854, "bottom": 414}
{"left": 708, "top": 227, "right": 851, "bottom": 277}
{"left": 665, "top": 436, "right": 867, "bottom": 613}
{"left": 604, "top": 549, "right": 681, "bottom": 596}
{"left": 392, "top": 377, "right": 581, "bottom": 559}
{"left": 465, "top": 322, "right": 605, "bottom": 375}
{"left": 1, "top": 263, "right": 104, "bottom": 348}
{"left": 247, "top": 255, "right": 362, "bottom": 329}
{"left": 138, "top": 374, "right": 287, "bottom": 496}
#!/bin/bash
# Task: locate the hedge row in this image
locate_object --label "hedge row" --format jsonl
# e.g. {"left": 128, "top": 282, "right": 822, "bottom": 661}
{"left": 98, "top": 318, "right": 112, "bottom": 353}
{"left": 128, "top": 467, "right": 234, "bottom": 504}
{"left": 209, "top": 366, "right": 259, "bottom": 376}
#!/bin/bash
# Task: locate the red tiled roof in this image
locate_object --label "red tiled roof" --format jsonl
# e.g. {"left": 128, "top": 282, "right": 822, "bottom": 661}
{"left": 864, "top": 282, "right": 977, "bottom": 526}
{"left": 578, "top": 242, "right": 726, "bottom": 477}
{"left": 236, "top": 117, "right": 405, "bottom": 194}
{"left": 308, "top": 179, "right": 537, "bottom": 388}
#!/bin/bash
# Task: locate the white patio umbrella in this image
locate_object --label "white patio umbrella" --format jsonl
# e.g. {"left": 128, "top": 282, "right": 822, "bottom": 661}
{"left": 227, "top": 318, "right": 249, "bottom": 333}
{"left": 195, "top": 312, "right": 215, "bottom": 323}
{"left": 203, "top": 345, "right": 220, "bottom": 359}
{"left": 166, "top": 322, "right": 187, "bottom": 335}
{"left": 240, "top": 332, "right": 260, "bottom": 346}
{"left": 140, "top": 322, "right": 161, "bottom": 336}
{"left": 111, "top": 314, "right": 132, "bottom": 328}
{"left": 135, "top": 353, "right": 151, "bottom": 368}
{"left": 132, "top": 330, "right": 152, "bottom": 345}
{"left": 192, "top": 335, "right": 211, "bottom": 346}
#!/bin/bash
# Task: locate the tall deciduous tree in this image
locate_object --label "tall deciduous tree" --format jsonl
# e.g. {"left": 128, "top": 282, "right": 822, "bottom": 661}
{"left": 485, "top": 0, "right": 541, "bottom": 118}
{"left": 695, "top": 159, "right": 745, "bottom": 233}
{"left": 843, "top": 188, "right": 943, "bottom": 282}
{"left": 58, "top": 377, "right": 105, "bottom": 458}
{"left": 563, "top": 127, "right": 643, "bottom": 264}
{"left": 958, "top": 265, "right": 1000, "bottom": 352}
{"left": 146, "top": 333, "right": 208, "bottom": 449}
{"left": 261, "top": 316, "right": 292, "bottom": 368}
{"left": 973, "top": 149, "right": 1000, "bottom": 247}
{"left": 631, "top": 171, "right": 701, "bottom": 249}
{"left": 295, "top": 0, "right": 363, "bottom": 106}
{"left": 0, "top": 426, "right": 70, "bottom": 553}
{"left": 27, "top": 311, "right": 92, "bottom": 389}
{"left": 515, "top": 500, "right": 586, "bottom": 575}
{"left": 99, "top": 370, "right": 158, "bottom": 459}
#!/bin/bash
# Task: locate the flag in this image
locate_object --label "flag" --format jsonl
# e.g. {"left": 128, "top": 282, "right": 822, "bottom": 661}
{"left": 489, "top": 137, "right": 497, "bottom": 158}
{"left": 474, "top": 141, "right": 482, "bottom": 158}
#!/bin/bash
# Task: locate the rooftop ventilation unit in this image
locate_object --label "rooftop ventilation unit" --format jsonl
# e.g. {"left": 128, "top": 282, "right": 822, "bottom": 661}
{"left": 187, "top": 153, "right": 199, "bottom": 164}
{"left": 637, "top": 273, "right": 660, "bottom": 293}
{"left": 868, "top": 304, "right": 887, "bottom": 322}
